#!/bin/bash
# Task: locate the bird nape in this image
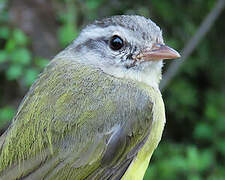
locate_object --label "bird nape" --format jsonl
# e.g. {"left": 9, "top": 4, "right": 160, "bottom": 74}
{"left": 0, "top": 15, "right": 180, "bottom": 180}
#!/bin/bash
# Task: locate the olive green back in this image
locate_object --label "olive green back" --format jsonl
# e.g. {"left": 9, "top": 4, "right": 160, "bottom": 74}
{"left": 0, "top": 58, "right": 154, "bottom": 180}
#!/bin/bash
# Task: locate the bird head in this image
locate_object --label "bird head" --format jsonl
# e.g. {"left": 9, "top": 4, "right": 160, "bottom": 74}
{"left": 58, "top": 15, "right": 180, "bottom": 89}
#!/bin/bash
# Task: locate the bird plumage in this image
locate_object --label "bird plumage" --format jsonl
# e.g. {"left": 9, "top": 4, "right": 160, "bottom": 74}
{"left": 0, "top": 58, "right": 162, "bottom": 179}
{"left": 0, "top": 15, "right": 179, "bottom": 179}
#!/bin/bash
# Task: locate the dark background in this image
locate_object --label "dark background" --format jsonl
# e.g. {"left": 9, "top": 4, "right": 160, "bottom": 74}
{"left": 0, "top": 0, "right": 224, "bottom": 179}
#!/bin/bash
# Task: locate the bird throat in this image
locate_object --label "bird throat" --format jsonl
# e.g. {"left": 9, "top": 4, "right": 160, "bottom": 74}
{"left": 101, "top": 61, "right": 163, "bottom": 90}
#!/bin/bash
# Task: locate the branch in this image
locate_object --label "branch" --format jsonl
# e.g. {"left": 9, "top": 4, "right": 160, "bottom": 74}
{"left": 160, "top": 0, "right": 225, "bottom": 90}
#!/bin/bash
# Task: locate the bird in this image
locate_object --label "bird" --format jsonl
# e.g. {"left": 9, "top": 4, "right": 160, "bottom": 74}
{"left": 0, "top": 15, "right": 180, "bottom": 180}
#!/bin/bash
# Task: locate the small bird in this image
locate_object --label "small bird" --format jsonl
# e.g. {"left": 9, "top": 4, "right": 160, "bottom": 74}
{"left": 0, "top": 15, "right": 180, "bottom": 180}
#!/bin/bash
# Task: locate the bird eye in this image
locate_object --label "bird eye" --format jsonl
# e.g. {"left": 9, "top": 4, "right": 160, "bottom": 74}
{"left": 109, "top": 35, "right": 124, "bottom": 51}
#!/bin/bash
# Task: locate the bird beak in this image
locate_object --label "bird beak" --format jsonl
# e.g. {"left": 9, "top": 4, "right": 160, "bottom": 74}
{"left": 136, "top": 44, "right": 181, "bottom": 61}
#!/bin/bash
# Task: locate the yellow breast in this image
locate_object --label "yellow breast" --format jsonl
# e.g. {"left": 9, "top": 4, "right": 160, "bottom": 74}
{"left": 122, "top": 88, "right": 166, "bottom": 180}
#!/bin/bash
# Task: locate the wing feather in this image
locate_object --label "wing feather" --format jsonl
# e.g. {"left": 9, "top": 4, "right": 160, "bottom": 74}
{"left": 0, "top": 58, "right": 154, "bottom": 180}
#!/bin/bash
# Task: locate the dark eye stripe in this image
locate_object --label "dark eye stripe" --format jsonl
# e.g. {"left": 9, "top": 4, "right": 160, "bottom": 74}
{"left": 74, "top": 37, "right": 107, "bottom": 51}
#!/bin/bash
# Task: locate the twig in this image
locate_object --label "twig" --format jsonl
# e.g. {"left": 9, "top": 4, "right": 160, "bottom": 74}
{"left": 160, "top": 0, "right": 225, "bottom": 90}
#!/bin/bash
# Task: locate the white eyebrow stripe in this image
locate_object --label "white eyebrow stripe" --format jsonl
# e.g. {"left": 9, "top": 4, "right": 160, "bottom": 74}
{"left": 73, "top": 25, "right": 151, "bottom": 49}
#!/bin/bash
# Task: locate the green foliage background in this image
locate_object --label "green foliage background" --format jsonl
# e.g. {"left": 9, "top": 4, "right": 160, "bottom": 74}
{"left": 0, "top": 0, "right": 224, "bottom": 179}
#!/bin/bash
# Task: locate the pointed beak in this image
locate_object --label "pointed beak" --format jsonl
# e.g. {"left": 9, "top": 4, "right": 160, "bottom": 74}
{"left": 136, "top": 44, "right": 181, "bottom": 61}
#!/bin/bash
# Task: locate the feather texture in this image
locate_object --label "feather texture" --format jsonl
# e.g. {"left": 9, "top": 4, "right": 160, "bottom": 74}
{"left": 0, "top": 58, "right": 158, "bottom": 180}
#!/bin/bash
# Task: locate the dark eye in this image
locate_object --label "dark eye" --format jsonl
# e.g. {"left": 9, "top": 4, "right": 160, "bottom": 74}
{"left": 109, "top": 35, "right": 124, "bottom": 51}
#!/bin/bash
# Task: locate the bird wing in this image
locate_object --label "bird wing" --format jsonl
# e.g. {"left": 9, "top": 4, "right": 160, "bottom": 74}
{"left": 0, "top": 58, "right": 154, "bottom": 180}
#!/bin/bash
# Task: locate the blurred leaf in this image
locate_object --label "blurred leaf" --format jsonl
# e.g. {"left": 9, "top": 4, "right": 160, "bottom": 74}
{"left": 207, "top": 0, "right": 216, "bottom": 10}
{"left": 167, "top": 79, "right": 198, "bottom": 121}
{"left": 6, "top": 64, "right": 23, "bottom": 80}
{"left": 186, "top": 147, "right": 213, "bottom": 172}
{"left": 58, "top": 24, "right": 78, "bottom": 47}
{"left": 170, "top": 80, "right": 198, "bottom": 107}
{"left": 58, "top": 11, "right": 76, "bottom": 24}
{"left": 200, "top": 150, "right": 214, "bottom": 171}
{"left": 215, "top": 140, "right": 225, "bottom": 156}
{"left": 214, "top": 116, "right": 225, "bottom": 134}
{"left": 151, "top": 0, "right": 175, "bottom": 22}
{"left": 165, "top": 38, "right": 180, "bottom": 50}
{"left": 12, "top": 29, "right": 28, "bottom": 46}
{"left": 0, "top": 11, "right": 8, "bottom": 22}
{"left": 0, "top": 26, "right": 9, "bottom": 39}
{"left": 144, "top": 166, "right": 156, "bottom": 180}
{"left": 204, "top": 103, "right": 219, "bottom": 121}
{"left": 5, "top": 39, "right": 16, "bottom": 52}
{"left": 24, "top": 68, "right": 39, "bottom": 86}
{"left": 187, "top": 146, "right": 200, "bottom": 171}
{"left": 0, "top": 50, "right": 8, "bottom": 63}
{"left": 0, "top": 107, "right": 15, "bottom": 126}
{"left": 184, "top": 20, "right": 197, "bottom": 36}
{"left": 85, "top": 0, "right": 102, "bottom": 10}
{"left": 34, "top": 57, "right": 49, "bottom": 69}
{"left": 171, "top": 156, "right": 187, "bottom": 170}
{"left": 188, "top": 174, "right": 202, "bottom": 180}
{"left": 194, "top": 123, "right": 213, "bottom": 140}
{"left": 136, "top": 7, "right": 150, "bottom": 17}
{"left": 10, "top": 48, "right": 31, "bottom": 65}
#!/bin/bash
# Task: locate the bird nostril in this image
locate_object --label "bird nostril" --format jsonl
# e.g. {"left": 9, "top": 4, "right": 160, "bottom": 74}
{"left": 155, "top": 44, "right": 161, "bottom": 48}
{"left": 151, "top": 43, "right": 162, "bottom": 50}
